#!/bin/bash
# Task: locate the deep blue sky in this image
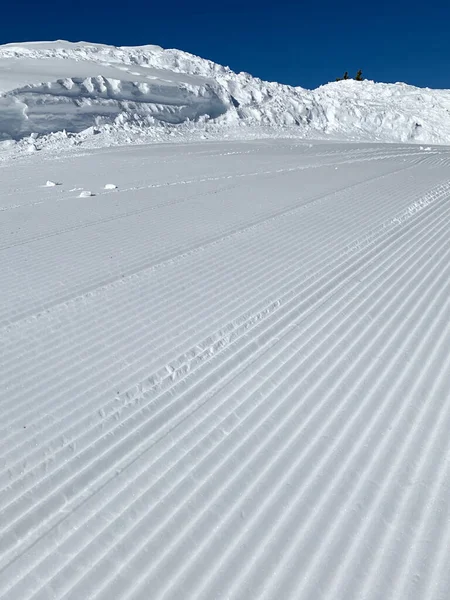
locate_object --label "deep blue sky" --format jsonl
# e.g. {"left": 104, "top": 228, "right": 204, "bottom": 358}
{"left": 2, "top": 0, "right": 449, "bottom": 89}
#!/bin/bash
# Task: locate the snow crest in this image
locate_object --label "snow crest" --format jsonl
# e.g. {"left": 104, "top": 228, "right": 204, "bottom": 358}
{"left": 1, "top": 40, "right": 450, "bottom": 145}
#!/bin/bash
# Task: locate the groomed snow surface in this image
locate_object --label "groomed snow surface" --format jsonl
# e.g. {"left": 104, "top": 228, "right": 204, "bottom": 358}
{"left": 1, "top": 138, "right": 450, "bottom": 599}
{"left": 2, "top": 40, "right": 450, "bottom": 148}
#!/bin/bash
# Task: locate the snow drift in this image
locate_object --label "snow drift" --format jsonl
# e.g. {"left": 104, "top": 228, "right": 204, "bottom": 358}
{"left": 1, "top": 40, "right": 450, "bottom": 145}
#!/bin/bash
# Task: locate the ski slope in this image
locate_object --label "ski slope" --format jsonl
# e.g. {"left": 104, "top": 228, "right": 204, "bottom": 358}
{"left": 2, "top": 41, "right": 450, "bottom": 147}
{"left": 1, "top": 139, "right": 450, "bottom": 599}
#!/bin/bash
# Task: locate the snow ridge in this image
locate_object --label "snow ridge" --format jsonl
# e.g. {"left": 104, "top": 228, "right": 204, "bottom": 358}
{"left": 1, "top": 40, "right": 450, "bottom": 146}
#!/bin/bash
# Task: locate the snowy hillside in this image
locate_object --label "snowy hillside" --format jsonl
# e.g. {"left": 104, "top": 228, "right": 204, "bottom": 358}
{"left": 1, "top": 40, "right": 450, "bottom": 146}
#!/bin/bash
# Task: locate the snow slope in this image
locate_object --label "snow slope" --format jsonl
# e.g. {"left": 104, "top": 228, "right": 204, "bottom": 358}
{"left": 1, "top": 40, "right": 450, "bottom": 145}
{"left": 1, "top": 139, "right": 450, "bottom": 599}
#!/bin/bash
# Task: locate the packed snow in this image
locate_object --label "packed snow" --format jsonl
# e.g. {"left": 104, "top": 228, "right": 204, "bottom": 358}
{"left": 1, "top": 137, "right": 450, "bottom": 599}
{"left": 1, "top": 40, "right": 450, "bottom": 149}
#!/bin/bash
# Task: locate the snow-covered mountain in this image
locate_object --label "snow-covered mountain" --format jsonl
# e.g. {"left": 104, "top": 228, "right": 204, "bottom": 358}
{"left": 1, "top": 40, "right": 450, "bottom": 146}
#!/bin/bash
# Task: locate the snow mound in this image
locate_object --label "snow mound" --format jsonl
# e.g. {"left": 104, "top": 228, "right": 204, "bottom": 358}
{"left": 1, "top": 40, "right": 450, "bottom": 145}
{"left": 0, "top": 42, "right": 230, "bottom": 140}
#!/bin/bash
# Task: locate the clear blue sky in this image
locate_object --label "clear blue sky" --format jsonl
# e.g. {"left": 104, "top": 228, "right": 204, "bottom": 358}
{"left": 2, "top": 0, "right": 449, "bottom": 89}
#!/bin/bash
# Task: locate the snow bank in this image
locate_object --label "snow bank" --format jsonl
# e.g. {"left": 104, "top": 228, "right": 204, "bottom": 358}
{"left": 1, "top": 40, "right": 450, "bottom": 145}
{"left": 1, "top": 76, "right": 228, "bottom": 139}
{"left": 0, "top": 42, "right": 231, "bottom": 140}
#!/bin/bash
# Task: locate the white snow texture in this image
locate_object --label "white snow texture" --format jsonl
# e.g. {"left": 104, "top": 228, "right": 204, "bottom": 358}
{"left": 1, "top": 40, "right": 450, "bottom": 145}
{"left": 2, "top": 137, "right": 450, "bottom": 600}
